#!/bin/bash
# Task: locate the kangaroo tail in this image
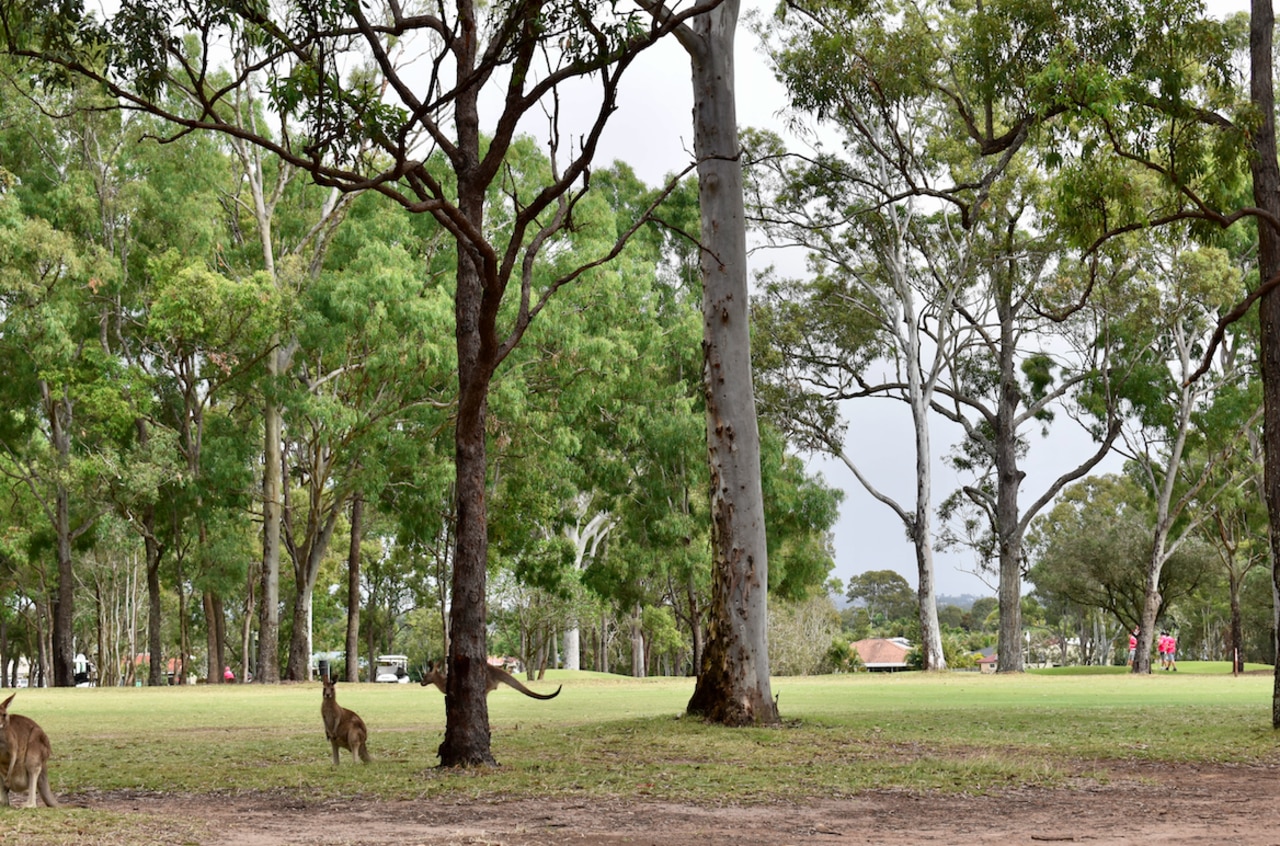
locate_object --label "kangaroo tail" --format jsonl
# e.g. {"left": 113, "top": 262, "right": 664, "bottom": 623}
{"left": 358, "top": 743, "right": 372, "bottom": 764}
{"left": 502, "top": 675, "right": 562, "bottom": 700}
{"left": 37, "top": 769, "right": 58, "bottom": 808}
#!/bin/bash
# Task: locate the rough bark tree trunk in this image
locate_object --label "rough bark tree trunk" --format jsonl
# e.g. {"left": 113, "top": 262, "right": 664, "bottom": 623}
{"left": 204, "top": 591, "right": 225, "bottom": 683}
{"left": 345, "top": 493, "right": 363, "bottom": 683}
{"left": 1247, "top": 0, "right": 1280, "bottom": 728}
{"left": 438, "top": 275, "right": 497, "bottom": 765}
{"left": 437, "top": 141, "right": 499, "bottom": 765}
{"left": 53, "top": 486, "right": 74, "bottom": 688}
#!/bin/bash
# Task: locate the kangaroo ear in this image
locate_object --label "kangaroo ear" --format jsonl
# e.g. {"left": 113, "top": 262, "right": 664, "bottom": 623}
{"left": 0, "top": 692, "right": 15, "bottom": 711}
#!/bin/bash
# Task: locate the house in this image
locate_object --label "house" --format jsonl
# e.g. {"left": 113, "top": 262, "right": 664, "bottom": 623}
{"left": 851, "top": 637, "right": 912, "bottom": 672}
{"left": 978, "top": 653, "right": 999, "bottom": 674}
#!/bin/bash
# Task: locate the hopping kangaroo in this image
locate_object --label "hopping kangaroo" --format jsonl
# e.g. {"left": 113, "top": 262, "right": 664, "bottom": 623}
{"left": 0, "top": 693, "right": 57, "bottom": 808}
{"left": 421, "top": 660, "right": 561, "bottom": 700}
{"left": 320, "top": 676, "right": 370, "bottom": 765}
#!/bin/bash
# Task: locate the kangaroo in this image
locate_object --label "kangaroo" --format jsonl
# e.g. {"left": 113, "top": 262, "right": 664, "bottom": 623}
{"left": 320, "top": 676, "right": 370, "bottom": 765}
{"left": 420, "top": 660, "right": 562, "bottom": 700}
{"left": 0, "top": 693, "right": 57, "bottom": 808}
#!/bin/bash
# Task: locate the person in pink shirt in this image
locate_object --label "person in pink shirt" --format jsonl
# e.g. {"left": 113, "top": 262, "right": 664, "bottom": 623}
{"left": 1157, "top": 632, "right": 1172, "bottom": 670}
{"left": 1128, "top": 630, "right": 1138, "bottom": 667}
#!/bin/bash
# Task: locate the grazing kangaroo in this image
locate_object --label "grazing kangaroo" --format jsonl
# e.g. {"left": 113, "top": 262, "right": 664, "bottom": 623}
{"left": 320, "top": 676, "right": 370, "bottom": 765}
{"left": 420, "top": 660, "right": 561, "bottom": 700}
{"left": 0, "top": 693, "right": 57, "bottom": 808}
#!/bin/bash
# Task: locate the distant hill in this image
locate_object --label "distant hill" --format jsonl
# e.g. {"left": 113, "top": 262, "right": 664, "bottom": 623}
{"left": 937, "top": 594, "right": 986, "bottom": 611}
{"left": 830, "top": 590, "right": 990, "bottom": 612}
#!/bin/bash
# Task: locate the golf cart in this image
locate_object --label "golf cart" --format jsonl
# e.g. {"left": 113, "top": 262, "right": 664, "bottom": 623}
{"left": 373, "top": 654, "right": 410, "bottom": 683}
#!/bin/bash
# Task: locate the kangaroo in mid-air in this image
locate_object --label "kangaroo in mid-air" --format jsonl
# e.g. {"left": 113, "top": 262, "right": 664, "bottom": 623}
{"left": 0, "top": 692, "right": 58, "bottom": 808}
{"left": 421, "top": 660, "right": 562, "bottom": 700}
{"left": 320, "top": 676, "right": 370, "bottom": 765}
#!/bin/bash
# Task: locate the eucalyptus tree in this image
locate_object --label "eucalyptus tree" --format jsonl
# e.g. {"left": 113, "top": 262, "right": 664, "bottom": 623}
{"left": 634, "top": 0, "right": 778, "bottom": 725}
{"left": 999, "top": 0, "right": 1280, "bottom": 695}
{"left": 752, "top": 0, "right": 1151, "bottom": 672}
{"left": 1027, "top": 473, "right": 1215, "bottom": 642}
{"left": 747, "top": 124, "right": 955, "bottom": 670}
{"left": 1103, "top": 237, "right": 1260, "bottom": 672}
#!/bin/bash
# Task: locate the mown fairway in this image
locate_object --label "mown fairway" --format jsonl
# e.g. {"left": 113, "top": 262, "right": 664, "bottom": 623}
{"left": 2, "top": 664, "right": 1277, "bottom": 808}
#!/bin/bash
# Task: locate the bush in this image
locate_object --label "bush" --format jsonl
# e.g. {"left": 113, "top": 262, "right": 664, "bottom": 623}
{"left": 769, "top": 594, "right": 843, "bottom": 675}
{"left": 821, "top": 638, "right": 864, "bottom": 673}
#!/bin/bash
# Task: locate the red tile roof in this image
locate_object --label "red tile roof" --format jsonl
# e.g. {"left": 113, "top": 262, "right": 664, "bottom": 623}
{"left": 852, "top": 638, "right": 911, "bottom": 667}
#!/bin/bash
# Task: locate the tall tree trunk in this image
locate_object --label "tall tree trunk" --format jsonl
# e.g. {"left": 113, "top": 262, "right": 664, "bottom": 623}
{"left": 994, "top": 273, "right": 1026, "bottom": 673}
{"left": 438, "top": 168, "right": 498, "bottom": 766}
{"left": 345, "top": 493, "right": 363, "bottom": 683}
{"left": 204, "top": 591, "right": 225, "bottom": 683}
{"left": 46, "top": 379, "right": 76, "bottom": 688}
{"left": 285, "top": 502, "right": 344, "bottom": 681}
{"left": 176, "top": 557, "right": 189, "bottom": 685}
{"left": 241, "top": 565, "right": 255, "bottom": 682}
{"left": 916, "top": 396, "right": 947, "bottom": 670}
{"left": 439, "top": 312, "right": 497, "bottom": 765}
{"left": 1230, "top": 570, "right": 1244, "bottom": 673}
{"left": 562, "top": 628, "right": 580, "bottom": 672}
{"left": 598, "top": 611, "right": 609, "bottom": 673}
{"left": 204, "top": 592, "right": 219, "bottom": 683}
{"left": 681, "top": 0, "right": 779, "bottom": 727}
{"left": 257, "top": 390, "right": 283, "bottom": 684}
{"left": 1248, "top": 0, "right": 1280, "bottom": 728}
{"left": 630, "top": 603, "right": 646, "bottom": 678}
{"left": 685, "top": 573, "right": 703, "bottom": 676}
{"left": 52, "top": 486, "right": 75, "bottom": 687}
{"left": 895, "top": 211, "right": 945, "bottom": 671}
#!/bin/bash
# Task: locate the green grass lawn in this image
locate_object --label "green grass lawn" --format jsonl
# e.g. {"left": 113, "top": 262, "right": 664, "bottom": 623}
{"left": 4, "top": 664, "right": 1280, "bottom": 808}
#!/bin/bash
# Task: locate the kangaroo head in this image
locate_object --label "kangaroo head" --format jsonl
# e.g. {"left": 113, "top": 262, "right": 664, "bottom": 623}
{"left": 321, "top": 677, "right": 337, "bottom": 700}
{"left": 420, "top": 660, "right": 445, "bottom": 687}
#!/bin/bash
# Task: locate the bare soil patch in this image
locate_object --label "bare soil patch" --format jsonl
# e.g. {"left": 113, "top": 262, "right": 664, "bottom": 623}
{"left": 59, "top": 760, "right": 1280, "bottom": 845}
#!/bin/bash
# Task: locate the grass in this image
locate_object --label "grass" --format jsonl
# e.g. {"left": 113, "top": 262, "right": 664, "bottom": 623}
{"left": 3, "top": 663, "right": 1280, "bottom": 838}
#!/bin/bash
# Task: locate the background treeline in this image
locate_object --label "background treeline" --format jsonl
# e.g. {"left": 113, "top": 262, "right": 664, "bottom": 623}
{"left": 5, "top": 0, "right": 1278, "bottom": 687}
{"left": 0, "top": 68, "right": 844, "bottom": 687}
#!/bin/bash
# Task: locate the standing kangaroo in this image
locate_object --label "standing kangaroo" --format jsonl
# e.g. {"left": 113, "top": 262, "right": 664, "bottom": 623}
{"left": 0, "top": 693, "right": 57, "bottom": 808}
{"left": 420, "top": 660, "right": 562, "bottom": 700}
{"left": 320, "top": 676, "right": 370, "bottom": 765}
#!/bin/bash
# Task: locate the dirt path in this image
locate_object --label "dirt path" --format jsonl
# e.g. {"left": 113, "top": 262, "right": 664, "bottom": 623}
{"left": 74, "top": 761, "right": 1280, "bottom": 845}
